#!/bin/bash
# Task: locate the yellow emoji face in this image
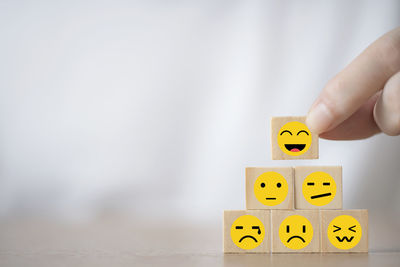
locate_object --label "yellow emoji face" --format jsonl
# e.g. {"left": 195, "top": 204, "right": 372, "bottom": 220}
{"left": 277, "top": 121, "right": 312, "bottom": 156}
{"left": 231, "top": 215, "right": 265, "bottom": 250}
{"left": 279, "top": 215, "right": 313, "bottom": 250}
{"left": 254, "top": 171, "right": 288, "bottom": 206}
{"left": 302, "top": 171, "right": 336, "bottom": 206}
{"left": 327, "top": 215, "right": 362, "bottom": 250}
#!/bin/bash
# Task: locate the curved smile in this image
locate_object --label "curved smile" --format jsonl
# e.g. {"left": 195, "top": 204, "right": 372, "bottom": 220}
{"left": 239, "top": 235, "right": 258, "bottom": 243}
{"left": 287, "top": 235, "right": 306, "bottom": 243}
{"left": 284, "top": 144, "right": 305, "bottom": 152}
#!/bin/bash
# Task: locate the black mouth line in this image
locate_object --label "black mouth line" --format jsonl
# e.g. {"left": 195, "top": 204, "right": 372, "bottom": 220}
{"left": 336, "top": 236, "right": 354, "bottom": 242}
{"left": 284, "top": 144, "right": 306, "bottom": 151}
{"left": 287, "top": 235, "right": 306, "bottom": 243}
{"left": 239, "top": 235, "right": 258, "bottom": 243}
{"left": 265, "top": 197, "right": 277, "bottom": 200}
{"left": 310, "top": 192, "right": 332, "bottom": 199}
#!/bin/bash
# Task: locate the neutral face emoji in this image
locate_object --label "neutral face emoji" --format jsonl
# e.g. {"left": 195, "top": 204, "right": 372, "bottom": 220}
{"left": 277, "top": 121, "right": 312, "bottom": 156}
{"left": 327, "top": 215, "right": 362, "bottom": 250}
{"left": 302, "top": 171, "right": 336, "bottom": 206}
{"left": 254, "top": 171, "right": 288, "bottom": 206}
{"left": 279, "top": 215, "right": 313, "bottom": 250}
{"left": 231, "top": 215, "right": 265, "bottom": 250}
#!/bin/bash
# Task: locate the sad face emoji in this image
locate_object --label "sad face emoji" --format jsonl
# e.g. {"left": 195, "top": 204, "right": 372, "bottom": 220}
{"left": 277, "top": 121, "right": 312, "bottom": 156}
{"left": 231, "top": 215, "right": 265, "bottom": 250}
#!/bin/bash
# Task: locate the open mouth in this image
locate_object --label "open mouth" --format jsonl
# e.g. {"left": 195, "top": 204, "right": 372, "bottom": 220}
{"left": 239, "top": 235, "right": 258, "bottom": 243}
{"left": 284, "top": 144, "right": 306, "bottom": 152}
{"left": 287, "top": 235, "right": 306, "bottom": 243}
{"left": 336, "top": 236, "right": 354, "bottom": 242}
{"left": 311, "top": 192, "right": 332, "bottom": 199}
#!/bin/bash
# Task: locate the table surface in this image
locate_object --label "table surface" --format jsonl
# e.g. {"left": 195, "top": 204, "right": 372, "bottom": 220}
{"left": 0, "top": 216, "right": 399, "bottom": 267}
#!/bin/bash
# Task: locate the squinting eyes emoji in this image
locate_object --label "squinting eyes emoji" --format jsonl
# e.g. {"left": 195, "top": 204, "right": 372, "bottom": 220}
{"left": 327, "top": 215, "right": 362, "bottom": 250}
{"left": 277, "top": 121, "right": 312, "bottom": 156}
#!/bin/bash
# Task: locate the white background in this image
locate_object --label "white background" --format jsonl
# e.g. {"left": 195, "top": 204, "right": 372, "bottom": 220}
{"left": 0, "top": 0, "right": 399, "bottom": 250}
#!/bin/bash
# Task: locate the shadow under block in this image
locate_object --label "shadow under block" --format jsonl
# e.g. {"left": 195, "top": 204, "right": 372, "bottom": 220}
{"left": 271, "top": 210, "right": 320, "bottom": 253}
{"left": 294, "top": 166, "right": 342, "bottom": 210}
{"left": 223, "top": 210, "right": 271, "bottom": 253}
{"left": 320, "top": 210, "right": 368, "bottom": 253}
{"left": 271, "top": 116, "right": 319, "bottom": 160}
{"left": 246, "top": 167, "right": 294, "bottom": 210}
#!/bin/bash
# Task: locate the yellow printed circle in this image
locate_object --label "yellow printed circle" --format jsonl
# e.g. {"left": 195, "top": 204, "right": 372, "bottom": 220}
{"left": 231, "top": 215, "right": 265, "bottom": 250}
{"left": 277, "top": 121, "right": 312, "bottom": 156}
{"left": 302, "top": 171, "right": 336, "bottom": 206}
{"left": 278, "top": 215, "right": 313, "bottom": 250}
{"left": 254, "top": 171, "right": 288, "bottom": 206}
{"left": 327, "top": 215, "right": 362, "bottom": 250}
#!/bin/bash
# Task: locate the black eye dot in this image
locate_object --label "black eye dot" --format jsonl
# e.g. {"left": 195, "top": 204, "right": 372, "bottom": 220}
{"left": 260, "top": 183, "right": 265, "bottom": 188}
{"left": 277, "top": 182, "right": 281, "bottom": 188}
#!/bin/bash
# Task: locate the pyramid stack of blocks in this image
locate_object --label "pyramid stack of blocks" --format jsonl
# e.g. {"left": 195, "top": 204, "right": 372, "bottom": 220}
{"left": 223, "top": 116, "right": 368, "bottom": 253}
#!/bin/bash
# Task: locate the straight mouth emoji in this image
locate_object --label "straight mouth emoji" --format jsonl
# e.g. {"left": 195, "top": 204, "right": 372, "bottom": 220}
{"left": 239, "top": 235, "right": 258, "bottom": 243}
{"left": 284, "top": 144, "right": 306, "bottom": 152}
{"left": 287, "top": 235, "right": 306, "bottom": 243}
{"left": 336, "top": 236, "right": 354, "bottom": 242}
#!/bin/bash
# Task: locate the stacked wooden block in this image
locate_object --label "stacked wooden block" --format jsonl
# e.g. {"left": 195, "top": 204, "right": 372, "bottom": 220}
{"left": 223, "top": 116, "right": 368, "bottom": 253}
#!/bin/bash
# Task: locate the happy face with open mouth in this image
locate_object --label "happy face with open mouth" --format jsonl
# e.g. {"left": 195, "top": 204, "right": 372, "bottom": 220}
{"left": 277, "top": 121, "right": 312, "bottom": 156}
{"left": 327, "top": 215, "right": 362, "bottom": 250}
{"left": 279, "top": 215, "right": 313, "bottom": 250}
{"left": 231, "top": 215, "right": 265, "bottom": 250}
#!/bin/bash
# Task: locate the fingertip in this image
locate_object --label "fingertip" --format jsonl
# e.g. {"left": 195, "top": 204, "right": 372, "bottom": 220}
{"left": 306, "top": 101, "right": 333, "bottom": 135}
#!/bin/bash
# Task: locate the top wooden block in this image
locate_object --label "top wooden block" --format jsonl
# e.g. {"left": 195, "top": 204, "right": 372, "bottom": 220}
{"left": 270, "top": 116, "right": 319, "bottom": 160}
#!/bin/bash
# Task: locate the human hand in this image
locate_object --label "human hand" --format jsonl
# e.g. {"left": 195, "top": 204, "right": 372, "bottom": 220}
{"left": 306, "top": 27, "right": 400, "bottom": 140}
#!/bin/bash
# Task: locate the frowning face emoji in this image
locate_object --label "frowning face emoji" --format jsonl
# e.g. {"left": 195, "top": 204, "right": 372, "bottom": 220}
{"left": 277, "top": 121, "right": 312, "bottom": 156}
{"left": 231, "top": 215, "right": 265, "bottom": 250}
{"left": 327, "top": 215, "right": 362, "bottom": 250}
{"left": 279, "top": 215, "right": 313, "bottom": 250}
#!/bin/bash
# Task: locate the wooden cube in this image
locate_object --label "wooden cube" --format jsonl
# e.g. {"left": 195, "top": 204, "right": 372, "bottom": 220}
{"left": 271, "top": 210, "right": 320, "bottom": 253}
{"left": 271, "top": 116, "right": 319, "bottom": 160}
{"left": 294, "top": 166, "right": 342, "bottom": 210}
{"left": 246, "top": 167, "right": 294, "bottom": 210}
{"left": 320, "top": 210, "right": 368, "bottom": 253}
{"left": 224, "top": 210, "right": 271, "bottom": 253}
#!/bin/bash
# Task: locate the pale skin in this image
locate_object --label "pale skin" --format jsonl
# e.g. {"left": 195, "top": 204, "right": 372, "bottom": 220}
{"left": 306, "top": 27, "right": 400, "bottom": 140}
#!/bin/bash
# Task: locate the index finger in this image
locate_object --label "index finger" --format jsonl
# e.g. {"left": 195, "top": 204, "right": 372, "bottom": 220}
{"left": 306, "top": 27, "right": 400, "bottom": 134}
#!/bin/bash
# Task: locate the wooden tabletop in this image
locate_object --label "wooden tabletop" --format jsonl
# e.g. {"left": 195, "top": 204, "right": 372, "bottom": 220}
{"left": 0, "top": 216, "right": 399, "bottom": 267}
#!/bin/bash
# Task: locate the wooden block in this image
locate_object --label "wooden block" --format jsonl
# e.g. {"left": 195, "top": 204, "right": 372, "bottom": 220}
{"left": 223, "top": 210, "right": 271, "bottom": 253}
{"left": 320, "top": 210, "right": 368, "bottom": 253}
{"left": 271, "top": 116, "right": 319, "bottom": 160}
{"left": 294, "top": 166, "right": 342, "bottom": 210}
{"left": 271, "top": 210, "right": 320, "bottom": 253}
{"left": 246, "top": 167, "right": 294, "bottom": 210}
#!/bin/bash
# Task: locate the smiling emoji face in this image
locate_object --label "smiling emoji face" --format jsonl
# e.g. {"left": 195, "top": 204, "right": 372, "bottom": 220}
{"left": 327, "top": 215, "right": 362, "bottom": 250}
{"left": 277, "top": 121, "right": 312, "bottom": 156}
{"left": 279, "top": 215, "right": 313, "bottom": 250}
{"left": 302, "top": 171, "right": 337, "bottom": 206}
{"left": 231, "top": 215, "right": 265, "bottom": 250}
{"left": 254, "top": 171, "right": 288, "bottom": 206}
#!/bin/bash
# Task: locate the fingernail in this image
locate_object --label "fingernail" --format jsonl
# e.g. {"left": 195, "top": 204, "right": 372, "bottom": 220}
{"left": 306, "top": 102, "right": 333, "bottom": 134}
